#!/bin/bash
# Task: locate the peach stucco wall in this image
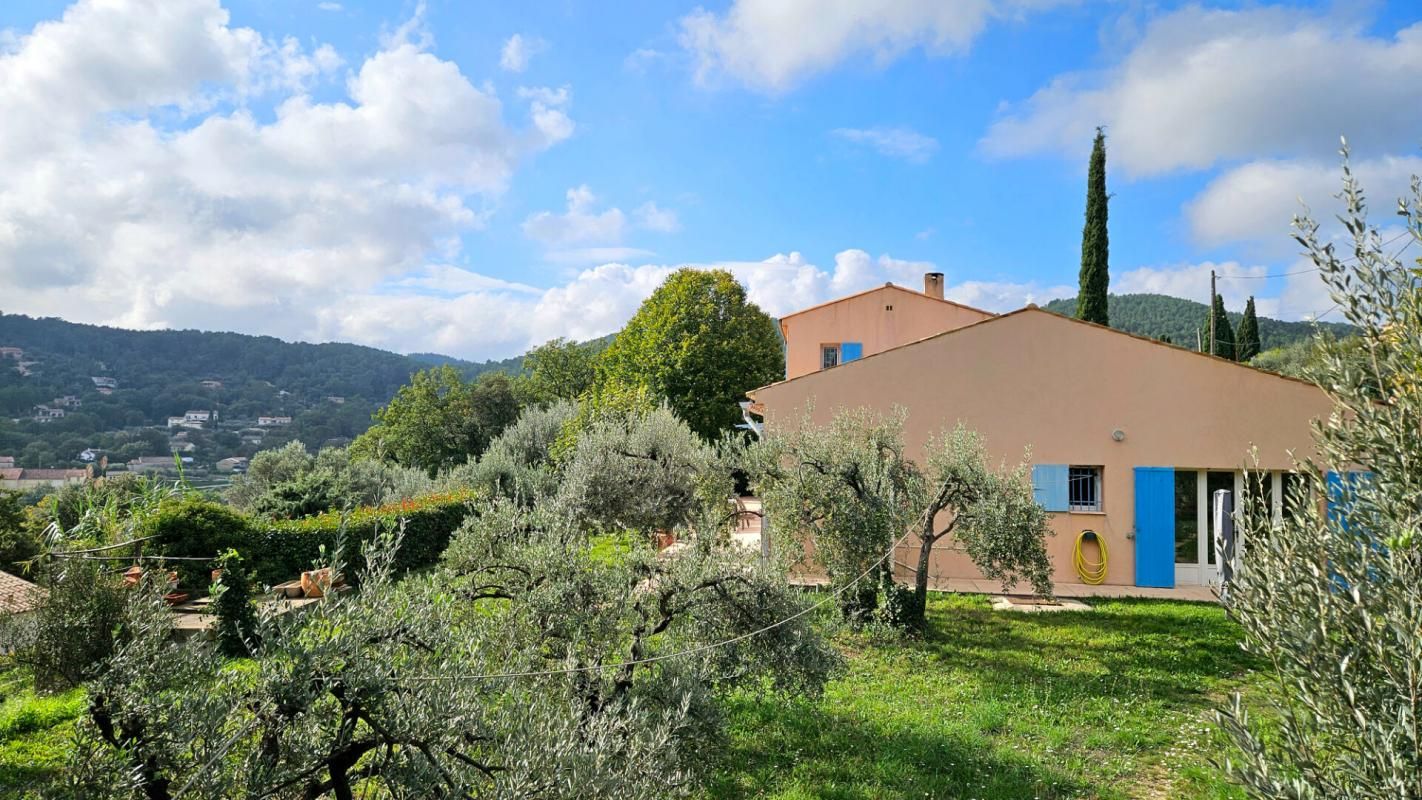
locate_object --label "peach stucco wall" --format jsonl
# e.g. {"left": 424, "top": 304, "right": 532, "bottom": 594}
{"left": 780, "top": 285, "right": 993, "bottom": 380}
{"left": 752, "top": 308, "right": 1334, "bottom": 587}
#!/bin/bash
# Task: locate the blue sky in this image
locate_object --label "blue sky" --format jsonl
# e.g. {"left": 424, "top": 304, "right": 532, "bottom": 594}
{"left": 2, "top": 0, "right": 1420, "bottom": 358}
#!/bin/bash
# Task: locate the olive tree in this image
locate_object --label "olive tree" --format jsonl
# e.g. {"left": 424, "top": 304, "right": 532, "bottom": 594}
{"left": 449, "top": 401, "right": 575, "bottom": 505}
{"left": 753, "top": 408, "right": 919, "bottom": 621}
{"left": 908, "top": 425, "right": 1053, "bottom": 623}
{"left": 1217, "top": 147, "right": 1422, "bottom": 799}
{"left": 556, "top": 404, "right": 727, "bottom": 538}
{"left": 62, "top": 505, "right": 837, "bottom": 799}
{"left": 755, "top": 410, "right": 1053, "bottom": 626}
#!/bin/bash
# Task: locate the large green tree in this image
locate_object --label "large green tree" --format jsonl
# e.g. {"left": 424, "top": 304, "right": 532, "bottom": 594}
{"left": 517, "top": 337, "right": 599, "bottom": 406}
{"left": 1207, "top": 293, "right": 1236, "bottom": 360}
{"left": 352, "top": 366, "right": 520, "bottom": 474}
{"left": 597, "top": 269, "right": 783, "bottom": 439}
{"left": 1236, "top": 295, "right": 1262, "bottom": 361}
{"left": 1076, "top": 127, "right": 1110, "bottom": 326}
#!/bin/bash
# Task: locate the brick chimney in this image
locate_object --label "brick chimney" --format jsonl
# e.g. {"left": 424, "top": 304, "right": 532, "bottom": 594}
{"left": 924, "top": 272, "right": 944, "bottom": 300}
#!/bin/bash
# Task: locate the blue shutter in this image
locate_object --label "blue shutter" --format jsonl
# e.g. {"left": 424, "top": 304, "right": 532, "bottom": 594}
{"left": 1134, "top": 467, "right": 1176, "bottom": 588}
{"left": 840, "top": 342, "right": 862, "bottom": 362}
{"left": 1031, "top": 464, "right": 1069, "bottom": 512}
{"left": 1326, "top": 470, "right": 1374, "bottom": 532}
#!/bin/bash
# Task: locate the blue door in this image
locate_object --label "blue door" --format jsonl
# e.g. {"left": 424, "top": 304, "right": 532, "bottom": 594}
{"left": 1134, "top": 467, "right": 1175, "bottom": 588}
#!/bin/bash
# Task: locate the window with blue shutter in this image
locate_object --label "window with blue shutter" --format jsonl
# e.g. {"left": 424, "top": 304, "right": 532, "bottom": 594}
{"left": 1032, "top": 464, "right": 1069, "bottom": 512}
{"left": 840, "top": 342, "right": 863, "bottom": 362}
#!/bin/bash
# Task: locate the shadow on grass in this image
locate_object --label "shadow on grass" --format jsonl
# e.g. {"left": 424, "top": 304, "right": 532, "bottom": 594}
{"left": 917, "top": 596, "right": 1256, "bottom": 708}
{"left": 707, "top": 694, "right": 1094, "bottom": 800}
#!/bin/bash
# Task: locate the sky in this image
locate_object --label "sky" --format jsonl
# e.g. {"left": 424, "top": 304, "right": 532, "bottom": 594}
{"left": 1, "top": 0, "right": 1420, "bottom": 360}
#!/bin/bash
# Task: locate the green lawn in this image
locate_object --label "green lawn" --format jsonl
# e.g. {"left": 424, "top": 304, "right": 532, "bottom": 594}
{"left": 0, "top": 667, "right": 85, "bottom": 798}
{"left": 707, "top": 594, "right": 1257, "bottom": 800}
{"left": 0, "top": 595, "right": 1260, "bottom": 799}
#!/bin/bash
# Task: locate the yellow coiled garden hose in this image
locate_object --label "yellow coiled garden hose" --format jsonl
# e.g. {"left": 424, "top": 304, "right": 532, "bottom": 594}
{"left": 1073, "top": 529, "right": 1108, "bottom": 585}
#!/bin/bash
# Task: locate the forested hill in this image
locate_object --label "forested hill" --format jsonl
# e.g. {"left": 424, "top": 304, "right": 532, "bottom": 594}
{"left": 1041, "top": 293, "right": 1353, "bottom": 350}
{"left": 0, "top": 313, "right": 524, "bottom": 467}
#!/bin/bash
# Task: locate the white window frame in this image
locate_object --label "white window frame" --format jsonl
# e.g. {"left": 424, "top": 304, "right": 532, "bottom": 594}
{"left": 1068, "top": 465, "right": 1103, "bottom": 512}
{"left": 820, "top": 344, "right": 840, "bottom": 370}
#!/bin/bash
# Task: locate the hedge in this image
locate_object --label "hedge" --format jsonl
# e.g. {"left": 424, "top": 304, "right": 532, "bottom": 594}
{"left": 249, "top": 490, "right": 480, "bottom": 586}
{"left": 145, "top": 490, "right": 480, "bottom": 589}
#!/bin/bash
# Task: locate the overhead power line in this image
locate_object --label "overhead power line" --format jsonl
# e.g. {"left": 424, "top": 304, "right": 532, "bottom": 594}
{"left": 1216, "top": 231, "right": 1415, "bottom": 282}
{"left": 401, "top": 529, "right": 917, "bottom": 683}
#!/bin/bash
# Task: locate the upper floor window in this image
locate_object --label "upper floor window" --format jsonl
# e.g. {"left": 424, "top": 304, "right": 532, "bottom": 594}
{"left": 821, "top": 345, "right": 839, "bottom": 369}
{"left": 1068, "top": 466, "right": 1103, "bottom": 512}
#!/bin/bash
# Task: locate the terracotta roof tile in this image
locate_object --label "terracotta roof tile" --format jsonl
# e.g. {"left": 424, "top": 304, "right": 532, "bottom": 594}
{"left": 0, "top": 570, "right": 44, "bottom": 615}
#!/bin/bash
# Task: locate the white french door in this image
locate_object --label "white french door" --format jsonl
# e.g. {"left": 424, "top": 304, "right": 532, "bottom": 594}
{"left": 1173, "top": 470, "right": 1284, "bottom": 586}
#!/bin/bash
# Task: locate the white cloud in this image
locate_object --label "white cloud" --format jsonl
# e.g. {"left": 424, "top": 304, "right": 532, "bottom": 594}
{"left": 832, "top": 126, "right": 938, "bottom": 163}
{"left": 317, "top": 2, "right": 342, "bottom": 11}
{"left": 634, "top": 202, "right": 681, "bottom": 233}
{"left": 522, "top": 185, "right": 627, "bottom": 245}
{"left": 679, "top": 0, "right": 1071, "bottom": 92}
{"left": 0, "top": 0, "right": 570, "bottom": 345}
{"left": 982, "top": 7, "right": 1422, "bottom": 177}
{"left": 500, "top": 33, "right": 547, "bottom": 73}
{"left": 523, "top": 188, "right": 680, "bottom": 252}
{"left": 303, "top": 249, "right": 1075, "bottom": 359}
{"left": 1187, "top": 155, "right": 1422, "bottom": 251}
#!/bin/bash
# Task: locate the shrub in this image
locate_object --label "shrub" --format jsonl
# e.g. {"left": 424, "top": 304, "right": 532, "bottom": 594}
{"left": 245, "top": 489, "right": 480, "bottom": 585}
{"left": 11, "top": 559, "right": 132, "bottom": 691}
{"left": 140, "top": 498, "right": 253, "bottom": 591}
{"left": 211, "top": 550, "right": 258, "bottom": 657}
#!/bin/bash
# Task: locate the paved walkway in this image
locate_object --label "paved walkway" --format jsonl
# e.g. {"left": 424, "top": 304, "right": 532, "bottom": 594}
{"left": 787, "top": 573, "right": 1219, "bottom": 603}
{"left": 920, "top": 576, "right": 1219, "bottom": 603}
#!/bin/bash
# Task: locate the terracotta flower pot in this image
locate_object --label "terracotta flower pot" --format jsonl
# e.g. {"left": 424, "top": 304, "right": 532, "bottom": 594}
{"left": 123, "top": 566, "right": 143, "bottom": 587}
{"left": 301, "top": 568, "right": 342, "bottom": 598}
{"left": 164, "top": 591, "right": 190, "bottom": 606}
{"left": 210, "top": 569, "right": 223, "bottom": 584}
{"left": 655, "top": 530, "right": 677, "bottom": 550}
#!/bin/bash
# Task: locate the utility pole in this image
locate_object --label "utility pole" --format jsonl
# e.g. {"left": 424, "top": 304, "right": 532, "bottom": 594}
{"left": 1208, "top": 268, "right": 1217, "bottom": 356}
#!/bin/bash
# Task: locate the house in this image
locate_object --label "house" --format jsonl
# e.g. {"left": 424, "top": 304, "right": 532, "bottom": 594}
{"left": 325, "top": 396, "right": 346, "bottom": 404}
{"left": 778, "top": 274, "right": 994, "bottom": 380}
{"left": 200, "top": 379, "right": 223, "bottom": 390}
{"left": 216, "top": 456, "right": 249, "bottom": 473}
{"left": 32, "top": 405, "right": 65, "bottom": 422}
{"left": 747, "top": 286, "right": 1333, "bottom": 590}
{"left": 257, "top": 415, "right": 292, "bottom": 426}
{"left": 1, "top": 571, "right": 45, "bottom": 651}
{"left": 51, "top": 395, "right": 82, "bottom": 409}
{"left": 90, "top": 376, "right": 118, "bottom": 389}
{"left": 185, "top": 409, "right": 217, "bottom": 423}
{"left": 170, "top": 441, "right": 197, "bottom": 454}
{"left": 78, "top": 448, "right": 102, "bottom": 462}
{"left": 0, "top": 347, "right": 23, "bottom": 361}
{"left": 126, "top": 456, "right": 176, "bottom": 474}
{"left": 0, "top": 456, "right": 14, "bottom": 468}
{"left": 0, "top": 467, "right": 88, "bottom": 489}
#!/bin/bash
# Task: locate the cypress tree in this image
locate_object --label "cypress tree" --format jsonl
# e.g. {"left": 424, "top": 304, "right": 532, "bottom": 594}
{"left": 1208, "top": 293, "right": 1236, "bottom": 360}
{"left": 1237, "top": 296, "right": 1262, "bottom": 361}
{"left": 1076, "top": 127, "right": 1110, "bottom": 326}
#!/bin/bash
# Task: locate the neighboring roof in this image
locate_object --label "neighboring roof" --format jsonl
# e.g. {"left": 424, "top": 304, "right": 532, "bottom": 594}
{"left": 0, "top": 570, "right": 44, "bottom": 615}
{"left": 750, "top": 305, "right": 1320, "bottom": 397}
{"left": 776, "top": 282, "right": 994, "bottom": 323}
{"left": 14, "top": 469, "right": 86, "bottom": 480}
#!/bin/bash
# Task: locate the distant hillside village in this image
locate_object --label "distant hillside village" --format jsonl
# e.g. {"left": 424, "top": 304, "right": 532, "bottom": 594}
{"left": 0, "top": 314, "right": 524, "bottom": 485}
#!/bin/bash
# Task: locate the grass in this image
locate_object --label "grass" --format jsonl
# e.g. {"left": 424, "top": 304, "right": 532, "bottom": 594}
{"left": 0, "top": 595, "right": 1262, "bottom": 799}
{"left": 0, "top": 666, "right": 85, "bottom": 797}
{"left": 706, "top": 594, "right": 1259, "bottom": 800}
